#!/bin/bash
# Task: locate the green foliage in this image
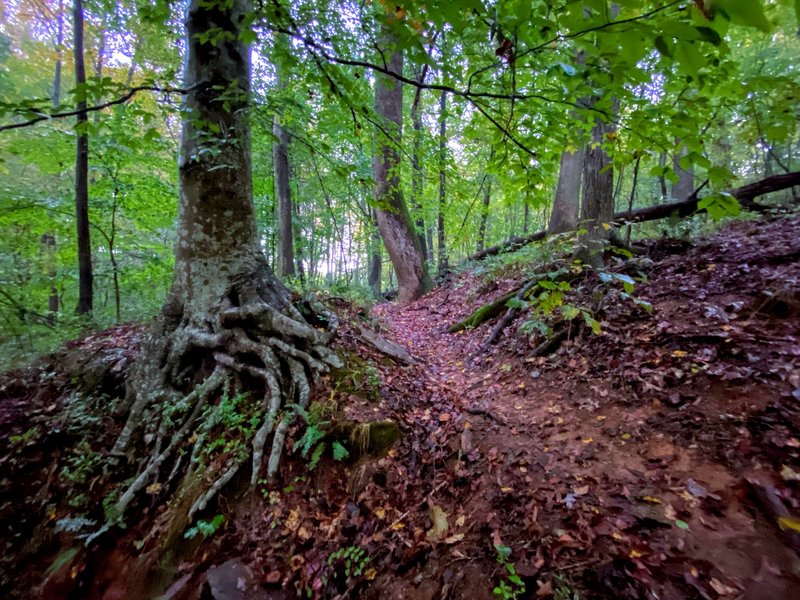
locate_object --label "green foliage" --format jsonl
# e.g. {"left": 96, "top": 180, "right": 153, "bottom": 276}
{"left": 198, "top": 386, "right": 260, "bottom": 466}
{"left": 184, "top": 514, "right": 225, "bottom": 539}
{"left": 0, "top": 0, "right": 797, "bottom": 367}
{"left": 492, "top": 544, "right": 525, "bottom": 599}
{"left": 327, "top": 544, "right": 371, "bottom": 579}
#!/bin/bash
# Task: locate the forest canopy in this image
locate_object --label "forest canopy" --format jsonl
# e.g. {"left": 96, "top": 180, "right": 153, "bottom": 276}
{"left": 0, "top": 0, "right": 798, "bottom": 355}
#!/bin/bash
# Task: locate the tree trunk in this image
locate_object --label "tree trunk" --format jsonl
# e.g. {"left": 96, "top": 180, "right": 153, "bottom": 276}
{"left": 437, "top": 89, "right": 448, "bottom": 276}
{"left": 548, "top": 148, "right": 583, "bottom": 233}
{"left": 274, "top": 115, "right": 295, "bottom": 278}
{"left": 658, "top": 152, "right": 668, "bottom": 202}
{"left": 73, "top": 0, "right": 92, "bottom": 315}
{"left": 410, "top": 66, "right": 428, "bottom": 260}
{"left": 372, "top": 34, "right": 432, "bottom": 303}
{"left": 476, "top": 179, "right": 491, "bottom": 253}
{"left": 52, "top": 0, "right": 64, "bottom": 105}
{"left": 111, "top": 0, "right": 340, "bottom": 542}
{"left": 672, "top": 145, "right": 694, "bottom": 201}
{"left": 577, "top": 107, "right": 614, "bottom": 267}
{"left": 367, "top": 208, "right": 382, "bottom": 295}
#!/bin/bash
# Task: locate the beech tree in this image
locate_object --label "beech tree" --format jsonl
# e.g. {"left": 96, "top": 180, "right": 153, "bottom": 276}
{"left": 110, "top": 0, "right": 341, "bottom": 523}
{"left": 372, "top": 29, "right": 432, "bottom": 303}
{"left": 273, "top": 33, "right": 296, "bottom": 279}
{"left": 548, "top": 148, "right": 583, "bottom": 234}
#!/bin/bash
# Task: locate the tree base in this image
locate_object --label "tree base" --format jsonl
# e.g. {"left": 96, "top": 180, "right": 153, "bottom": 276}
{"left": 107, "top": 267, "right": 341, "bottom": 531}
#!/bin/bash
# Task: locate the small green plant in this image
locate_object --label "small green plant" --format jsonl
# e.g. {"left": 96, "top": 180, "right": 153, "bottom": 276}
{"left": 184, "top": 514, "right": 225, "bottom": 539}
{"left": 327, "top": 544, "right": 370, "bottom": 579}
{"left": 493, "top": 544, "right": 525, "bottom": 599}
{"left": 294, "top": 403, "right": 350, "bottom": 470}
{"left": 197, "top": 385, "right": 260, "bottom": 466}
{"left": 553, "top": 574, "right": 581, "bottom": 600}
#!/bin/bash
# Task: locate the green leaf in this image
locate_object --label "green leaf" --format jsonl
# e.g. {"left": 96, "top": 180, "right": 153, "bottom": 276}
{"left": 695, "top": 26, "right": 722, "bottom": 45}
{"left": 332, "top": 441, "right": 349, "bottom": 461}
{"left": 713, "top": 0, "right": 772, "bottom": 32}
{"left": 675, "top": 519, "right": 690, "bottom": 530}
{"left": 697, "top": 192, "right": 741, "bottom": 220}
{"left": 654, "top": 35, "right": 672, "bottom": 58}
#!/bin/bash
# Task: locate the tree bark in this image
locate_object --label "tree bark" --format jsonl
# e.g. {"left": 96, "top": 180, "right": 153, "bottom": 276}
{"left": 52, "top": 0, "right": 64, "bottom": 106}
{"left": 476, "top": 178, "right": 491, "bottom": 253}
{"left": 577, "top": 109, "right": 614, "bottom": 267}
{"left": 114, "top": 0, "right": 340, "bottom": 530}
{"left": 672, "top": 145, "right": 694, "bottom": 201}
{"left": 73, "top": 0, "right": 92, "bottom": 315}
{"left": 437, "top": 89, "right": 448, "bottom": 276}
{"left": 273, "top": 35, "right": 295, "bottom": 279}
{"left": 658, "top": 152, "right": 668, "bottom": 202}
{"left": 367, "top": 206, "right": 382, "bottom": 295}
{"left": 548, "top": 148, "right": 583, "bottom": 233}
{"left": 410, "top": 66, "right": 428, "bottom": 260}
{"left": 372, "top": 34, "right": 432, "bottom": 303}
{"left": 274, "top": 116, "right": 295, "bottom": 278}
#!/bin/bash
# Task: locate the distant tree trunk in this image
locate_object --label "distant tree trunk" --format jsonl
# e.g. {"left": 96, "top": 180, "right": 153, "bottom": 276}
{"left": 658, "top": 152, "right": 668, "bottom": 202}
{"left": 548, "top": 148, "right": 583, "bottom": 233}
{"left": 40, "top": 234, "right": 58, "bottom": 320}
{"left": 410, "top": 66, "right": 428, "bottom": 260}
{"left": 477, "top": 178, "right": 491, "bottom": 253}
{"left": 672, "top": 145, "right": 694, "bottom": 200}
{"left": 437, "top": 89, "right": 448, "bottom": 275}
{"left": 46, "top": 1, "right": 65, "bottom": 318}
{"left": 273, "top": 106, "right": 295, "bottom": 277}
{"left": 52, "top": 0, "right": 64, "bottom": 105}
{"left": 73, "top": 0, "right": 92, "bottom": 314}
{"left": 625, "top": 155, "right": 641, "bottom": 245}
{"left": 523, "top": 201, "right": 530, "bottom": 233}
{"left": 372, "top": 34, "right": 432, "bottom": 303}
{"left": 578, "top": 108, "right": 614, "bottom": 267}
{"left": 367, "top": 208, "right": 382, "bottom": 295}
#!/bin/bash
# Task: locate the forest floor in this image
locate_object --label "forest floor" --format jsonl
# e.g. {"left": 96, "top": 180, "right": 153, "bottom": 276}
{"left": 1, "top": 215, "right": 800, "bottom": 600}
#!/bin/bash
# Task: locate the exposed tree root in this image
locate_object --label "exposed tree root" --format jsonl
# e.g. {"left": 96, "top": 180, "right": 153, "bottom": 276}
{"left": 107, "top": 275, "right": 342, "bottom": 530}
{"left": 448, "top": 283, "right": 528, "bottom": 333}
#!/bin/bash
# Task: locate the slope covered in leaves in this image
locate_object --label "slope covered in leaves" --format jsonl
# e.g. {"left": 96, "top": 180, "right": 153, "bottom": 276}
{"left": 1, "top": 215, "right": 799, "bottom": 599}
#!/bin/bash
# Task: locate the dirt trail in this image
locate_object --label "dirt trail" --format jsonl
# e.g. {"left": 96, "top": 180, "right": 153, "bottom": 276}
{"left": 372, "top": 216, "right": 800, "bottom": 599}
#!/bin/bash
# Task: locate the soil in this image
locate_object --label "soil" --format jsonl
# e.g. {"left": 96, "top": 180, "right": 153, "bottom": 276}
{"left": 1, "top": 215, "right": 799, "bottom": 599}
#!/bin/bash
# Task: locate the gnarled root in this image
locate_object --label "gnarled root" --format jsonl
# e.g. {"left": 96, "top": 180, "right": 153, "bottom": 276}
{"left": 110, "top": 277, "right": 341, "bottom": 526}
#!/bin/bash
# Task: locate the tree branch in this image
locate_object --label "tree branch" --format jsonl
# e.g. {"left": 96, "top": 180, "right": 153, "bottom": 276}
{"left": 0, "top": 85, "right": 191, "bottom": 133}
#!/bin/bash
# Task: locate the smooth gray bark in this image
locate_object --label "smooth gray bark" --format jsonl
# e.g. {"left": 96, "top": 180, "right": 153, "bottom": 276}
{"left": 372, "top": 36, "right": 431, "bottom": 303}
{"left": 476, "top": 179, "right": 491, "bottom": 253}
{"left": 437, "top": 89, "right": 448, "bottom": 276}
{"left": 672, "top": 146, "right": 694, "bottom": 201}
{"left": 548, "top": 148, "right": 584, "bottom": 233}
{"left": 274, "top": 115, "right": 295, "bottom": 278}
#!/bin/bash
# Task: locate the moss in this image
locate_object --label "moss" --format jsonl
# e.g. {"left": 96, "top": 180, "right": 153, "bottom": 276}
{"left": 341, "top": 419, "right": 400, "bottom": 459}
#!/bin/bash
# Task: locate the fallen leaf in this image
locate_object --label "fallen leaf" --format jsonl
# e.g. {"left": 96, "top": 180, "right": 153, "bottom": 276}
{"left": 536, "top": 580, "right": 553, "bottom": 597}
{"left": 426, "top": 505, "right": 449, "bottom": 541}
{"left": 778, "top": 516, "right": 800, "bottom": 533}
{"left": 781, "top": 465, "right": 800, "bottom": 482}
{"left": 710, "top": 578, "right": 738, "bottom": 596}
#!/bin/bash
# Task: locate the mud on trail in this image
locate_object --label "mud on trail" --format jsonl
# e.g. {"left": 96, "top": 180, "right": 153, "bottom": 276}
{"left": 1, "top": 215, "right": 799, "bottom": 599}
